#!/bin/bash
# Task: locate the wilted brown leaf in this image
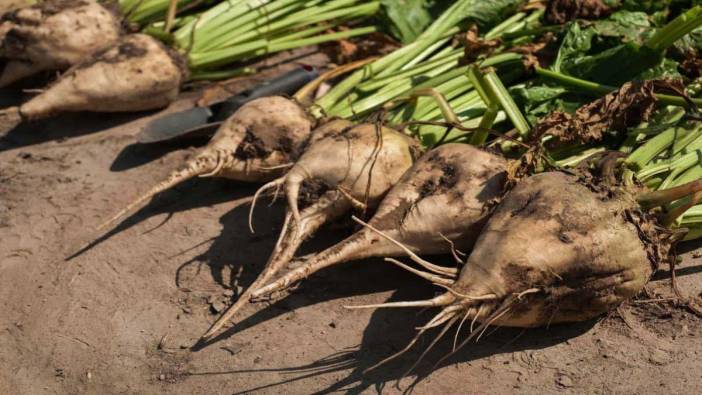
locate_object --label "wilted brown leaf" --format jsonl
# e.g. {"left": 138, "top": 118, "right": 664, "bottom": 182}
{"left": 322, "top": 32, "right": 398, "bottom": 65}
{"left": 510, "top": 32, "right": 558, "bottom": 70}
{"left": 680, "top": 55, "right": 702, "bottom": 79}
{"left": 459, "top": 25, "right": 501, "bottom": 65}
{"left": 544, "top": 0, "right": 612, "bottom": 25}
{"left": 533, "top": 80, "right": 659, "bottom": 147}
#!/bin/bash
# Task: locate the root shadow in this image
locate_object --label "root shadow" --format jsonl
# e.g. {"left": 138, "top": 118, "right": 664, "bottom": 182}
{"left": 110, "top": 137, "right": 210, "bottom": 172}
{"left": 652, "top": 264, "right": 702, "bottom": 281}
{"left": 650, "top": 239, "right": 702, "bottom": 282}
{"left": 313, "top": 309, "right": 597, "bottom": 394}
{"left": 177, "top": 206, "right": 598, "bottom": 392}
{"left": 180, "top": 195, "right": 359, "bottom": 310}
{"left": 678, "top": 239, "right": 702, "bottom": 254}
{"left": 179, "top": 196, "right": 598, "bottom": 392}
{"left": 187, "top": 268, "right": 597, "bottom": 394}
{"left": 0, "top": 110, "right": 155, "bottom": 151}
{"left": 174, "top": 196, "right": 288, "bottom": 292}
{"left": 67, "top": 178, "right": 256, "bottom": 261}
{"left": 0, "top": 87, "right": 24, "bottom": 108}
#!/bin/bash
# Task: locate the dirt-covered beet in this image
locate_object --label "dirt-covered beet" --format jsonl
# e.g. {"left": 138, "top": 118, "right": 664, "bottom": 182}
{"left": 202, "top": 122, "right": 423, "bottom": 340}
{"left": 0, "top": 0, "right": 121, "bottom": 87}
{"left": 28, "top": 33, "right": 184, "bottom": 116}
{"left": 355, "top": 170, "right": 672, "bottom": 373}
{"left": 0, "top": 0, "right": 32, "bottom": 15}
{"left": 0, "top": 33, "right": 185, "bottom": 134}
{"left": 282, "top": 123, "right": 423, "bottom": 225}
{"left": 249, "top": 144, "right": 508, "bottom": 300}
{"left": 448, "top": 171, "right": 657, "bottom": 327}
{"left": 93, "top": 96, "right": 317, "bottom": 233}
{"left": 202, "top": 96, "right": 316, "bottom": 182}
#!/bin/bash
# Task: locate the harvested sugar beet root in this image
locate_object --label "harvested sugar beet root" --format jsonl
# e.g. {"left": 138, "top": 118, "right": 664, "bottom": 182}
{"left": 202, "top": 143, "right": 507, "bottom": 340}
{"left": 0, "top": 0, "right": 121, "bottom": 87}
{"left": 201, "top": 122, "right": 423, "bottom": 340}
{"left": 355, "top": 165, "right": 699, "bottom": 375}
{"left": 93, "top": 96, "right": 318, "bottom": 235}
{"left": 75, "top": 61, "right": 380, "bottom": 237}
{"left": 0, "top": 33, "right": 185, "bottom": 135}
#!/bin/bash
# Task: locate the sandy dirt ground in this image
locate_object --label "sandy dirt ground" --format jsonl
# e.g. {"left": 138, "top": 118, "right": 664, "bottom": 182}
{"left": 2, "top": 61, "right": 702, "bottom": 395}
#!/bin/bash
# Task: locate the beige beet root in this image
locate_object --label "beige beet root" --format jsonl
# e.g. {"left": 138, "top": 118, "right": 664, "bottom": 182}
{"left": 202, "top": 123, "right": 423, "bottom": 340}
{"left": 250, "top": 143, "right": 508, "bottom": 301}
{"left": 0, "top": 33, "right": 185, "bottom": 134}
{"left": 0, "top": 0, "right": 121, "bottom": 86}
{"left": 451, "top": 172, "right": 653, "bottom": 326}
{"left": 0, "top": 0, "right": 33, "bottom": 16}
{"left": 95, "top": 96, "right": 316, "bottom": 234}
{"left": 357, "top": 171, "right": 669, "bottom": 374}
{"left": 282, "top": 123, "right": 422, "bottom": 225}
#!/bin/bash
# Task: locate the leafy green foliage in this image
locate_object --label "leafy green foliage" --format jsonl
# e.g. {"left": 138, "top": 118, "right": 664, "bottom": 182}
{"left": 591, "top": 11, "right": 652, "bottom": 41}
{"left": 616, "top": 0, "right": 702, "bottom": 15}
{"left": 616, "top": 0, "right": 680, "bottom": 13}
{"left": 672, "top": 26, "right": 702, "bottom": 55}
{"left": 381, "top": 0, "right": 441, "bottom": 44}
{"left": 637, "top": 57, "right": 682, "bottom": 79}
{"left": 509, "top": 83, "right": 584, "bottom": 124}
{"left": 563, "top": 42, "right": 664, "bottom": 85}
{"left": 549, "top": 7, "right": 702, "bottom": 85}
{"left": 456, "top": 0, "right": 524, "bottom": 29}
{"left": 380, "top": 0, "right": 522, "bottom": 43}
{"left": 552, "top": 22, "right": 596, "bottom": 73}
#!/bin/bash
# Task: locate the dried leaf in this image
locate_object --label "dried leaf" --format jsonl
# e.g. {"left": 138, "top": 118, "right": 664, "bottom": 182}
{"left": 680, "top": 54, "right": 702, "bottom": 79}
{"left": 322, "top": 32, "right": 398, "bottom": 65}
{"left": 510, "top": 32, "right": 558, "bottom": 70}
{"left": 544, "top": 0, "right": 612, "bottom": 25}
{"left": 459, "top": 25, "right": 501, "bottom": 65}
{"left": 338, "top": 39, "right": 359, "bottom": 60}
{"left": 533, "top": 80, "right": 659, "bottom": 147}
{"left": 196, "top": 84, "right": 237, "bottom": 107}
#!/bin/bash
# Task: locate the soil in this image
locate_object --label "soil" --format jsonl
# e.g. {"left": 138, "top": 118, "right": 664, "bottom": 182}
{"left": 2, "top": 61, "right": 702, "bottom": 394}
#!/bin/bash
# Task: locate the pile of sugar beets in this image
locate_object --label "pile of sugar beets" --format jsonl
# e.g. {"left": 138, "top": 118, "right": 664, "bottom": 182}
{"left": 0, "top": 0, "right": 377, "bottom": 131}
{"left": 3, "top": 0, "right": 702, "bottom": 377}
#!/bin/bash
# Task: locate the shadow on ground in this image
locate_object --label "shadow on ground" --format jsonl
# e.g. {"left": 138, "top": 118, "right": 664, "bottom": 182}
{"left": 0, "top": 110, "right": 153, "bottom": 151}
{"left": 110, "top": 140, "right": 196, "bottom": 173}
{"left": 187, "top": 256, "right": 596, "bottom": 394}
{"left": 176, "top": 193, "right": 354, "bottom": 297}
{"left": 67, "top": 178, "right": 259, "bottom": 261}
{"left": 181, "top": 200, "right": 598, "bottom": 393}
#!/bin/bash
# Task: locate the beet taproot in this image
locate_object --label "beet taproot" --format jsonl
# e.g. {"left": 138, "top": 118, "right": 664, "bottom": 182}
{"left": 355, "top": 170, "right": 687, "bottom": 374}
{"left": 0, "top": 0, "right": 121, "bottom": 87}
{"left": 0, "top": 0, "right": 33, "bottom": 15}
{"left": 251, "top": 143, "right": 507, "bottom": 297}
{"left": 94, "top": 96, "right": 317, "bottom": 233}
{"left": 0, "top": 33, "right": 185, "bottom": 135}
{"left": 201, "top": 143, "right": 505, "bottom": 340}
{"left": 202, "top": 122, "right": 423, "bottom": 340}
